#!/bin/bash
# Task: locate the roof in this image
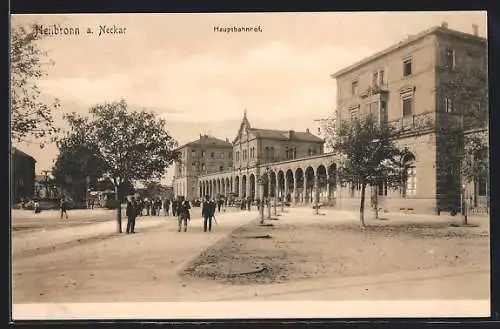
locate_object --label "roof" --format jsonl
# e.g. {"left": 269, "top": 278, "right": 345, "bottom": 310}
{"left": 331, "top": 25, "right": 487, "bottom": 79}
{"left": 179, "top": 135, "right": 232, "bottom": 150}
{"left": 12, "top": 147, "right": 36, "bottom": 162}
{"left": 249, "top": 128, "right": 324, "bottom": 143}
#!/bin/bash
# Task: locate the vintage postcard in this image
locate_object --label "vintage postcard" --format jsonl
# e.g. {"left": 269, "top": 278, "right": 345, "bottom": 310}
{"left": 10, "top": 11, "right": 489, "bottom": 320}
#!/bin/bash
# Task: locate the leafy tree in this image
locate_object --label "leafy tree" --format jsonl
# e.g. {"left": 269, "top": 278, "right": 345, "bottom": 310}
{"left": 329, "top": 114, "right": 409, "bottom": 227}
{"left": 52, "top": 144, "right": 106, "bottom": 202}
{"left": 11, "top": 23, "right": 61, "bottom": 146}
{"left": 58, "top": 99, "right": 179, "bottom": 233}
{"left": 416, "top": 62, "right": 488, "bottom": 223}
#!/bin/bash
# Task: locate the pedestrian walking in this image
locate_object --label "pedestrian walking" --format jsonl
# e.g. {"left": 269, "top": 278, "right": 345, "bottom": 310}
{"left": 217, "top": 198, "right": 222, "bottom": 213}
{"left": 202, "top": 195, "right": 214, "bottom": 232}
{"left": 60, "top": 197, "right": 69, "bottom": 220}
{"left": 178, "top": 197, "right": 191, "bottom": 232}
{"left": 172, "top": 199, "right": 178, "bottom": 217}
{"left": 126, "top": 196, "right": 137, "bottom": 234}
{"left": 163, "top": 198, "right": 170, "bottom": 216}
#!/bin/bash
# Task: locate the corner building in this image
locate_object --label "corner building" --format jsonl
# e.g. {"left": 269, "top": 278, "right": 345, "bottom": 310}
{"left": 331, "top": 23, "right": 487, "bottom": 214}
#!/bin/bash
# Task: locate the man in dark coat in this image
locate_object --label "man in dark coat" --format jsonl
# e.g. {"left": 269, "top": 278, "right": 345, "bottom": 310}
{"left": 163, "top": 198, "right": 170, "bottom": 216}
{"left": 172, "top": 199, "right": 178, "bottom": 217}
{"left": 60, "top": 197, "right": 69, "bottom": 220}
{"left": 178, "top": 197, "right": 191, "bottom": 232}
{"left": 126, "top": 196, "right": 137, "bottom": 234}
{"left": 201, "top": 196, "right": 214, "bottom": 232}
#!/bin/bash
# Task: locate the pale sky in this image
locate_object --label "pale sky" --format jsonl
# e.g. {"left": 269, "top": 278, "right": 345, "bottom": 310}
{"left": 11, "top": 11, "right": 487, "bottom": 185}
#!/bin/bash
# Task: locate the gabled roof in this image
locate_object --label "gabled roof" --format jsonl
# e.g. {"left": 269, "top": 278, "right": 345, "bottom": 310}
{"left": 12, "top": 147, "right": 36, "bottom": 162}
{"left": 249, "top": 128, "right": 324, "bottom": 143}
{"left": 179, "top": 135, "right": 232, "bottom": 150}
{"left": 331, "top": 25, "right": 487, "bottom": 79}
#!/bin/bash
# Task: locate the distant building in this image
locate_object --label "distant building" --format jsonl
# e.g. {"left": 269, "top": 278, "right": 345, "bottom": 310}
{"left": 172, "top": 135, "right": 233, "bottom": 200}
{"left": 11, "top": 147, "right": 36, "bottom": 202}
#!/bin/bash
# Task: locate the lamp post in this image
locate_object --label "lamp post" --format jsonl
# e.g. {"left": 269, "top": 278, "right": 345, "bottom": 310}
{"left": 265, "top": 167, "right": 271, "bottom": 220}
{"left": 273, "top": 174, "right": 278, "bottom": 216}
{"left": 314, "top": 176, "right": 320, "bottom": 215}
{"left": 258, "top": 175, "right": 265, "bottom": 224}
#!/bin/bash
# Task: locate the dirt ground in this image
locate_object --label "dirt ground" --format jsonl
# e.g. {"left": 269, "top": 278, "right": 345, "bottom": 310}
{"left": 182, "top": 217, "right": 490, "bottom": 285}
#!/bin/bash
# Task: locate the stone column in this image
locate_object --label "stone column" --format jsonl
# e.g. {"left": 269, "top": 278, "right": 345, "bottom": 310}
{"left": 246, "top": 178, "right": 251, "bottom": 200}
{"left": 304, "top": 176, "right": 309, "bottom": 204}
{"left": 284, "top": 176, "right": 289, "bottom": 198}
{"left": 239, "top": 176, "right": 243, "bottom": 199}
{"left": 326, "top": 174, "right": 331, "bottom": 204}
{"left": 314, "top": 176, "right": 320, "bottom": 211}
{"left": 293, "top": 175, "right": 298, "bottom": 204}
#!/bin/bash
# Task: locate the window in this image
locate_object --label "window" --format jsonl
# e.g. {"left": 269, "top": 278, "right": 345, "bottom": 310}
{"left": 219, "top": 166, "right": 224, "bottom": 172}
{"left": 403, "top": 57, "right": 412, "bottom": 76}
{"left": 444, "top": 96, "right": 454, "bottom": 113}
{"left": 379, "top": 68, "right": 386, "bottom": 85}
{"left": 191, "top": 150, "right": 196, "bottom": 157}
{"left": 350, "top": 107, "right": 359, "bottom": 121}
{"left": 220, "top": 153, "right": 224, "bottom": 159}
{"left": 351, "top": 80, "right": 359, "bottom": 95}
{"left": 378, "top": 179, "right": 388, "bottom": 196}
{"left": 402, "top": 95, "right": 413, "bottom": 117}
{"left": 404, "top": 166, "right": 417, "bottom": 197}
{"left": 270, "top": 147, "right": 275, "bottom": 160}
{"left": 380, "top": 100, "right": 388, "bottom": 126}
{"left": 312, "top": 149, "right": 317, "bottom": 156}
{"left": 202, "top": 151, "right": 206, "bottom": 157}
{"left": 372, "top": 71, "right": 379, "bottom": 87}
{"left": 201, "top": 163, "right": 206, "bottom": 172}
{"left": 308, "top": 149, "right": 312, "bottom": 156}
{"left": 210, "top": 152, "right": 214, "bottom": 158}
{"left": 478, "top": 176, "right": 487, "bottom": 196}
{"left": 445, "top": 48, "right": 456, "bottom": 70}
{"left": 192, "top": 162, "right": 196, "bottom": 169}
{"left": 236, "top": 152, "right": 239, "bottom": 161}
{"left": 369, "top": 101, "right": 380, "bottom": 123}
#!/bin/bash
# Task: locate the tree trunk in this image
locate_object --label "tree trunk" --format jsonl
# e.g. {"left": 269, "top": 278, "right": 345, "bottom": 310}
{"left": 115, "top": 184, "right": 122, "bottom": 233}
{"left": 359, "top": 183, "right": 366, "bottom": 228}
{"left": 374, "top": 190, "right": 379, "bottom": 219}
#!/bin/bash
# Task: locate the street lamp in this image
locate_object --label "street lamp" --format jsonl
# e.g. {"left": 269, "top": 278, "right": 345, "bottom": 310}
{"left": 266, "top": 167, "right": 272, "bottom": 220}
{"left": 258, "top": 174, "right": 265, "bottom": 224}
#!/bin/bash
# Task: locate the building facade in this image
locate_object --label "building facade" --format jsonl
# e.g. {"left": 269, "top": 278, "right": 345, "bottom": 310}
{"left": 331, "top": 23, "right": 487, "bottom": 214}
{"left": 11, "top": 147, "right": 36, "bottom": 202}
{"left": 172, "top": 135, "right": 233, "bottom": 199}
{"left": 172, "top": 23, "right": 488, "bottom": 216}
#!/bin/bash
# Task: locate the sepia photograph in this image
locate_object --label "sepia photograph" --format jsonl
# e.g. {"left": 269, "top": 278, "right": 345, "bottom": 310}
{"left": 10, "top": 11, "right": 489, "bottom": 320}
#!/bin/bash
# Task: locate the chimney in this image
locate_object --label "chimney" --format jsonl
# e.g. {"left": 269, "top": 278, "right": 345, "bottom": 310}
{"left": 441, "top": 22, "right": 448, "bottom": 29}
{"left": 306, "top": 128, "right": 310, "bottom": 133}
{"left": 472, "top": 24, "right": 478, "bottom": 36}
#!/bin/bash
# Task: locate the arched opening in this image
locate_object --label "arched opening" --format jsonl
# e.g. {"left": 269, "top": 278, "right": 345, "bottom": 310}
{"left": 305, "top": 167, "right": 315, "bottom": 204}
{"left": 277, "top": 170, "right": 285, "bottom": 200}
{"left": 250, "top": 174, "right": 256, "bottom": 201}
{"left": 286, "top": 169, "right": 294, "bottom": 203}
{"left": 235, "top": 176, "right": 240, "bottom": 197}
{"left": 402, "top": 152, "right": 416, "bottom": 198}
{"left": 242, "top": 175, "right": 247, "bottom": 198}
{"left": 263, "top": 173, "right": 269, "bottom": 198}
{"left": 269, "top": 171, "right": 277, "bottom": 197}
{"left": 316, "top": 165, "right": 328, "bottom": 202}
{"left": 327, "top": 163, "right": 337, "bottom": 204}
{"left": 295, "top": 168, "right": 304, "bottom": 203}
